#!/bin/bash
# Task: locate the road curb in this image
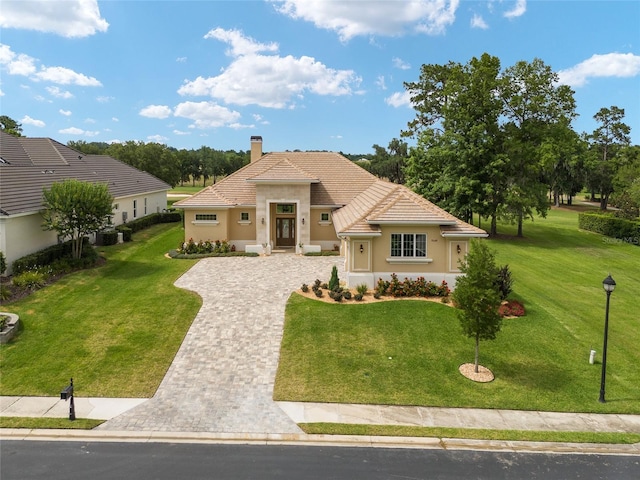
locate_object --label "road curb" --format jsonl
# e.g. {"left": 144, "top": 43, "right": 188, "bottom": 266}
{"left": 2, "top": 429, "right": 639, "bottom": 455}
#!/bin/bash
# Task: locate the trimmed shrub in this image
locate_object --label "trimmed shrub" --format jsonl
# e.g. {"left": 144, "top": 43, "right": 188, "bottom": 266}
{"left": 12, "top": 270, "right": 48, "bottom": 290}
{"left": 343, "top": 290, "right": 352, "bottom": 300}
{"left": 0, "top": 251, "right": 6, "bottom": 275}
{"left": 301, "top": 283, "right": 309, "bottom": 293}
{"left": 354, "top": 293, "right": 364, "bottom": 301}
{"left": 579, "top": 212, "right": 639, "bottom": 241}
{"left": 328, "top": 265, "right": 339, "bottom": 291}
{"left": 116, "top": 226, "right": 133, "bottom": 242}
{"left": 12, "top": 238, "right": 95, "bottom": 274}
{"left": 356, "top": 283, "right": 368, "bottom": 296}
{"left": 96, "top": 230, "right": 119, "bottom": 246}
{"left": 496, "top": 265, "right": 513, "bottom": 300}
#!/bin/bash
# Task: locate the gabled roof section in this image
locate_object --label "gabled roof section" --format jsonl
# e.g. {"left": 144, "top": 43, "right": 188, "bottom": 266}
{"left": 175, "top": 151, "right": 379, "bottom": 208}
{"left": 333, "top": 181, "right": 487, "bottom": 238}
{"left": 0, "top": 132, "right": 171, "bottom": 216}
{"left": 246, "top": 159, "right": 319, "bottom": 184}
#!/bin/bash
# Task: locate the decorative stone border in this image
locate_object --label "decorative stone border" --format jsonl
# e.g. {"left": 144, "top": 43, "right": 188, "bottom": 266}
{"left": 0, "top": 312, "right": 20, "bottom": 344}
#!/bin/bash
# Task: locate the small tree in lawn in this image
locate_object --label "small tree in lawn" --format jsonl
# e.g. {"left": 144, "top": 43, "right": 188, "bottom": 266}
{"left": 42, "top": 179, "right": 114, "bottom": 259}
{"left": 452, "top": 239, "right": 502, "bottom": 374}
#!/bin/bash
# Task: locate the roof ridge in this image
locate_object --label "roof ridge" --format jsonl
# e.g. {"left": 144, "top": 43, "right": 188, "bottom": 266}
{"left": 339, "top": 180, "right": 395, "bottom": 232}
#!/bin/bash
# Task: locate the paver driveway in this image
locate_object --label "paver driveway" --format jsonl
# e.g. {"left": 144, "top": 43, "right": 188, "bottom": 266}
{"left": 99, "top": 254, "right": 343, "bottom": 434}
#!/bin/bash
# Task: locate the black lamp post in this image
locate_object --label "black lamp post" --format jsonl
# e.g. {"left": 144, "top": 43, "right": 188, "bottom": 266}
{"left": 599, "top": 274, "right": 616, "bottom": 403}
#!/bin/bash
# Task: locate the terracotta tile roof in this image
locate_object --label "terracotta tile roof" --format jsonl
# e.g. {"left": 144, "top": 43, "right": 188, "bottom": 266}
{"left": 0, "top": 132, "right": 170, "bottom": 216}
{"left": 175, "top": 151, "right": 379, "bottom": 208}
{"left": 333, "top": 180, "right": 487, "bottom": 238}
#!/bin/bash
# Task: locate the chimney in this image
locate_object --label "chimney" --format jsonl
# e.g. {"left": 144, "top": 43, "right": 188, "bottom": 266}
{"left": 250, "top": 136, "right": 263, "bottom": 163}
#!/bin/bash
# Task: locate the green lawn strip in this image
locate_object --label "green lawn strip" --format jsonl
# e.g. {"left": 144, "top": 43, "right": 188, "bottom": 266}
{"left": 0, "top": 417, "right": 104, "bottom": 430}
{"left": 275, "top": 208, "right": 640, "bottom": 414}
{"left": 0, "top": 223, "right": 201, "bottom": 398}
{"left": 299, "top": 423, "right": 640, "bottom": 445}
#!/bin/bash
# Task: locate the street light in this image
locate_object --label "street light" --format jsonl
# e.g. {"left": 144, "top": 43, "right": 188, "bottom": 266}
{"left": 599, "top": 274, "right": 616, "bottom": 403}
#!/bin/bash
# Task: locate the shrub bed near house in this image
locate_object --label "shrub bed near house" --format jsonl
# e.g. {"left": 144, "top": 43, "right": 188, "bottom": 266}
{"left": 578, "top": 212, "right": 639, "bottom": 242}
{"left": 376, "top": 274, "right": 451, "bottom": 298}
{"left": 12, "top": 238, "right": 96, "bottom": 275}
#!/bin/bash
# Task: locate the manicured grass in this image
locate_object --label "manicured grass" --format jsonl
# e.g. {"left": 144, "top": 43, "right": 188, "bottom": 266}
{"left": 300, "top": 423, "right": 640, "bottom": 444}
{"left": 275, "top": 208, "right": 640, "bottom": 414}
{"left": 0, "top": 417, "right": 103, "bottom": 430}
{"left": 0, "top": 223, "right": 201, "bottom": 398}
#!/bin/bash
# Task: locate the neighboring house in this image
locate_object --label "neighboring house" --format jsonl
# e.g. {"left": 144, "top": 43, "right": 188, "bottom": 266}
{"left": 0, "top": 131, "right": 170, "bottom": 274}
{"left": 175, "top": 136, "right": 487, "bottom": 288}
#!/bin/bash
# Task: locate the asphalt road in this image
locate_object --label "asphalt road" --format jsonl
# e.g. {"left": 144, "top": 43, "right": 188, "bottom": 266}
{"left": 1, "top": 441, "right": 639, "bottom": 479}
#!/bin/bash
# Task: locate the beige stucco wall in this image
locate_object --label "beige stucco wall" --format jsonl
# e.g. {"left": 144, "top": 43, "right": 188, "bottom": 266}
{"left": 227, "top": 208, "right": 257, "bottom": 244}
{"left": 183, "top": 208, "right": 230, "bottom": 243}
{"left": 0, "top": 213, "right": 59, "bottom": 275}
{"left": 343, "top": 226, "right": 474, "bottom": 289}
{"left": 309, "top": 207, "right": 339, "bottom": 247}
{"left": 256, "top": 184, "right": 311, "bottom": 246}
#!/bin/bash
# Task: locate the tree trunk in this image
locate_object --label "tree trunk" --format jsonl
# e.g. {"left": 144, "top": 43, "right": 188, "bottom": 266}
{"left": 517, "top": 213, "right": 523, "bottom": 237}
{"left": 474, "top": 334, "right": 480, "bottom": 374}
{"left": 600, "top": 192, "right": 609, "bottom": 210}
{"left": 490, "top": 214, "right": 497, "bottom": 236}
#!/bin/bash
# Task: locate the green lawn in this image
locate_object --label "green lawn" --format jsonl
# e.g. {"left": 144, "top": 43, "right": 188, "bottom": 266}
{"left": 275, "top": 208, "right": 640, "bottom": 414}
{"left": 0, "top": 223, "right": 201, "bottom": 398}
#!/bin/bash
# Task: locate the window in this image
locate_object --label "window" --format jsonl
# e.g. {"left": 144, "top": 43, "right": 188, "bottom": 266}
{"left": 276, "top": 204, "right": 295, "bottom": 214}
{"left": 133, "top": 200, "right": 137, "bottom": 218}
{"left": 195, "top": 214, "right": 217, "bottom": 221}
{"left": 113, "top": 203, "right": 119, "bottom": 211}
{"left": 240, "top": 212, "right": 249, "bottom": 221}
{"left": 321, "top": 212, "right": 330, "bottom": 222}
{"left": 391, "top": 233, "right": 426, "bottom": 257}
{"left": 144, "top": 197, "right": 147, "bottom": 215}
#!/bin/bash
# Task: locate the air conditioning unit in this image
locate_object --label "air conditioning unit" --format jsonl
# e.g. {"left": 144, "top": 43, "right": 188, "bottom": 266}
{"left": 122, "top": 211, "right": 128, "bottom": 222}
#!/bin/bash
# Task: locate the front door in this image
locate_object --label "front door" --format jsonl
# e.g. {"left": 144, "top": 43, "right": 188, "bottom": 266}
{"left": 276, "top": 218, "right": 295, "bottom": 247}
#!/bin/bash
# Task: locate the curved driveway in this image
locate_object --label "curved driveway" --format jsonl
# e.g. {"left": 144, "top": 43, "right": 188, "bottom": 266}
{"left": 100, "top": 254, "right": 343, "bottom": 434}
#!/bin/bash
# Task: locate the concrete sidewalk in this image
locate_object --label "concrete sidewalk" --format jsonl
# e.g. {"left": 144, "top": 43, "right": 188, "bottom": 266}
{"left": 2, "top": 396, "right": 640, "bottom": 434}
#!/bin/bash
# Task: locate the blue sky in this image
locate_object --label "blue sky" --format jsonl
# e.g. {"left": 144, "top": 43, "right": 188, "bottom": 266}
{"left": 1, "top": 1, "right": 639, "bottom": 154}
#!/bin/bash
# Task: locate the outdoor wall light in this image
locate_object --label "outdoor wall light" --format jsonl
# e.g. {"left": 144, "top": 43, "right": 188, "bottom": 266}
{"left": 261, "top": 217, "right": 264, "bottom": 224}
{"left": 457, "top": 244, "right": 461, "bottom": 254}
{"left": 360, "top": 244, "right": 364, "bottom": 254}
{"left": 302, "top": 217, "right": 305, "bottom": 225}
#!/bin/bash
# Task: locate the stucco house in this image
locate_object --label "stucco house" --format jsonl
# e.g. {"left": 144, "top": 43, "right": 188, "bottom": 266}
{"left": 0, "top": 131, "right": 170, "bottom": 274}
{"left": 174, "top": 136, "right": 487, "bottom": 288}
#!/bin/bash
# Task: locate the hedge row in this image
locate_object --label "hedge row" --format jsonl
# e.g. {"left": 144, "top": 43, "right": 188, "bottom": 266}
{"left": 12, "top": 237, "right": 96, "bottom": 274}
{"left": 113, "top": 211, "right": 182, "bottom": 243}
{"left": 578, "top": 212, "right": 639, "bottom": 240}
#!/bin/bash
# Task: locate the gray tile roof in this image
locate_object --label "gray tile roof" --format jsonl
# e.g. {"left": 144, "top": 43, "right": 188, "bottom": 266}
{"left": 0, "top": 132, "right": 170, "bottom": 216}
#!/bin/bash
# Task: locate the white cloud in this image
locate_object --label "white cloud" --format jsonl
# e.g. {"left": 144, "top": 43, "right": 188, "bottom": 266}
{"left": 147, "top": 134, "right": 168, "bottom": 143}
{"left": 84, "top": 130, "right": 100, "bottom": 137}
{"left": 0, "top": 43, "right": 37, "bottom": 76}
{"left": 34, "top": 66, "right": 102, "bottom": 86}
{"left": 385, "top": 90, "right": 412, "bottom": 108}
{"left": 59, "top": 109, "right": 72, "bottom": 116}
{"left": 97, "top": 96, "right": 114, "bottom": 103}
{"left": 21, "top": 115, "right": 45, "bottom": 127}
{"left": 173, "top": 101, "right": 242, "bottom": 129}
{"left": 393, "top": 57, "right": 411, "bottom": 70}
{"left": 0, "top": 0, "right": 109, "bottom": 38}
{"left": 0, "top": 89, "right": 4, "bottom": 96}
{"left": 273, "top": 0, "right": 460, "bottom": 41}
{"left": 471, "top": 14, "right": 489, "bottom": 29}
{"left": 376, "top": 75, "right": 387, "bottom": 90}
{"left": 558, "top": 52, "right": 640, "bottom": 87}
{"left": 173, "top": 129, "right": 191, "bottom": 136}
{"left": 59, "top": 127, "right": 84, "bottom": 135}
{"left": 139, "top": 104, "right": 173, "bottom": 119}
{"left": 112, "top": 117, "right": 119, "bottom": 122}
{"left": 84, "top": 118, "right": 96, "bottom": 124}
{"left": 204, "top": 27, "right": 279, "bottom": 56}
{"left": 176, "top": 57, "right": 187, "bottom": 63}
{"left": 504, "top": 0, "right": 527, "bottom": 19}
{"left": 179, "top": 29, "right": 361, "bottom": 109}
{"left": 47, "top": 86, "right": 74, "bottom": 98}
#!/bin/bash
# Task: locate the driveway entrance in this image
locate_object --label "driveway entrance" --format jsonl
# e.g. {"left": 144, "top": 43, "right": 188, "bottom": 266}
{"left": 99, "top": 254, "right": 343, "bottom": 434}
